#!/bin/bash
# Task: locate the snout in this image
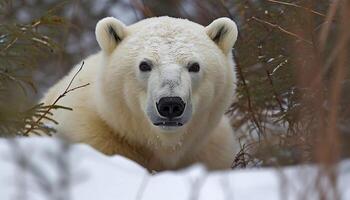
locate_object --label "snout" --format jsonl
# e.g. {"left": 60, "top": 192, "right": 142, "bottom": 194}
{"left": 146, "top": 95, "right": 192, "bottom": 130}
{"left": 156, "top": 97, "right": 185, "bottom": 119}
{"left": 145, "top": 66, "right": 193, "bottom": 131}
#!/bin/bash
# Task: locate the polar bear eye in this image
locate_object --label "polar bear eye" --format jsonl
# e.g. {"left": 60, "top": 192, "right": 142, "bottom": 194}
{"left": 139, "top": 61, "right": 152, "bottom": 72}
{"left": 188, "top": 62, "right": 200, "bottom": 73}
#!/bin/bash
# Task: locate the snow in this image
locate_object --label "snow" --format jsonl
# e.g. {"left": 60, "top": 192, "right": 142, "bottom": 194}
{"left": 0, "top": 138, "right": 349, "bottom": 200}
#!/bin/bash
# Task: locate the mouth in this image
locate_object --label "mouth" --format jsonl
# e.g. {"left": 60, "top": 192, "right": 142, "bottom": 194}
{"left": 153, "top": 121, "right": 184, "bottom": 127}
{"left": 146, "top": 96, "right": 193, "bottom": 130}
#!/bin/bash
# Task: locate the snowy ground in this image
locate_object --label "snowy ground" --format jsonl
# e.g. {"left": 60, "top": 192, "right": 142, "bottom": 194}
{"left": 0, "top": 138, "right": 349, "bottom": 200}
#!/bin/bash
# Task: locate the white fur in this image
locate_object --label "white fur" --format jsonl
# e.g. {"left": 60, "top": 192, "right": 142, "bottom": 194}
{"left": 40, "top": 16, "right": 240, "bottom": 170}
{"left": 96, "top": 17, "right": 127, "bottom": 53}
{"left": 206, "top": 17, "right": 238, "bottom": 54}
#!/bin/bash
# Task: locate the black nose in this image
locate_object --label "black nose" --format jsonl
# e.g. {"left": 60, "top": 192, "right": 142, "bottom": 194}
{"left": 157, "top": 97, "right": 185, "bottom": 119}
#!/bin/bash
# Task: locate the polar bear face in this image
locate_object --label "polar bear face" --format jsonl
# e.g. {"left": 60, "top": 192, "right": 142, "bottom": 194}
{"left": 95, "top": 17, "right": 238, "bottom": 137}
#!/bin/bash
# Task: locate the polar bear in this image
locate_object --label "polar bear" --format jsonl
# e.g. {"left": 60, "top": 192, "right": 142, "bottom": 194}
{"left": 41, "top": 16, "right": 239, "bottom": 171}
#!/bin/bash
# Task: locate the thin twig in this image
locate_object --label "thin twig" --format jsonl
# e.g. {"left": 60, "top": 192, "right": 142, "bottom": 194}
{"left": 265, "top": 69, "right": 285, "bottom": 112}
{"left": 266, "top": 0, "right": 326, "bottom": 17}
{"left": 23, "top": 62, "right": 89, "bottom": 136}
{"left": 251, "top": 16, "right": 313, "bottom": 45}
{"left": 256, "top": 32, "right": 286, "bottom": 113}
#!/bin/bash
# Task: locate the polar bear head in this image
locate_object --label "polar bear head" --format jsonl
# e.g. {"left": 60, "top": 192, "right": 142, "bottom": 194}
{"left": 95, "top": 16, "right": 238, "bottom": 146}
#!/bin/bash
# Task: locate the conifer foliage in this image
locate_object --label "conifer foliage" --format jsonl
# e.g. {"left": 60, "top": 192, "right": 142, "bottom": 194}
{"left": 0, "top": 1, "right": 67, "bottom": 137}
{"left": 0, "top": 0, "right": 349, "bottom": 169}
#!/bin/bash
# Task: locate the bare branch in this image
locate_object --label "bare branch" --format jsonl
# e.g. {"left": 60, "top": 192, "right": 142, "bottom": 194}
{"left": 23, "top": 61, "right": 89, "bottom": 136}
{"left": 235, "top": 56, "right": 265, "bottom": 140}
{"left": 266, "top": 0, "right": 326, "bottom": 17}
{"left": 251, "top": 16, "right": 312, "bottom": 45}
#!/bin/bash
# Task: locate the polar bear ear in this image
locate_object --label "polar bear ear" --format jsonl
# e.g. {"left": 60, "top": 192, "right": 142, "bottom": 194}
{"left": 95, "top": 17, "right": 127, "bottom": 54}
{"left": 206, "top": 17, "right": 238, "bottom": 55}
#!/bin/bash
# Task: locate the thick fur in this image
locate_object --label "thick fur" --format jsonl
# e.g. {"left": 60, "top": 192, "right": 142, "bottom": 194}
{"left": 40, "top": 16, "right": 239, "bottom": 171}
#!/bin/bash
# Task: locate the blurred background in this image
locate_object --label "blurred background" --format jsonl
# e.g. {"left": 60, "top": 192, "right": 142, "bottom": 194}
{"left": 0, "top": 0, "right": 349, "bottom": 172}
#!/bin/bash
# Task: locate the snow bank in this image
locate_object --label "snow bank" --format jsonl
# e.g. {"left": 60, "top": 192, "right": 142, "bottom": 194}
{"left": 0, "top": 138, "right": 349, "bottom": 200}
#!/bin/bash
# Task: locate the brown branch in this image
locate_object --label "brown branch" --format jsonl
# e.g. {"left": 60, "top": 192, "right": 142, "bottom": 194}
{"left": 251, "top": 16, "right": 313, "bottom": 45}
{"left": 319, "top": 0, "right": 341, "bottom": 49}
{"left": 266, "top": 0, "right": 326, "bottom": 17}
{"left": 266, "top": 69, "right": 285, "bottom": 113}
{"left": 311, "top": 13, "right": 350, "bottom": 88}
{"left": 255, "top": 31, "right": 286, "bottom": 113}
{"left": 235, "top": 56, "right": 265, "bottom": 140}
{"left": 23, "top": 61, "right": 89, "bottom": 136}
{"left": 321, "top": 0, "right": 349, "bottom": 166}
